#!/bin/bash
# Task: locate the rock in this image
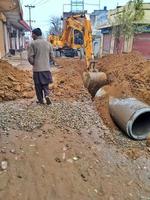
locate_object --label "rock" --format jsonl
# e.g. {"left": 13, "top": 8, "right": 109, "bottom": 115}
{"left": 4, "top": 92, "right": 17, "bottom": 100}
{"left": 22, "top": 91, "right": 34, "bottom": 98}
{"left": 129, "top": 193, "right": 133, "bottom": 197}
{"left": 57, "top": 92, "right": 62, "bottom": 96}
{"left": 23, "top": 82, "right": 33, "bottom": 89}
{"left": 15, "top": 157, "right": 18, "bottom": 160}
{"left": 55, "top": 157, "right": 61, "bottom": 163}
{"left": 73, "top": 156, "right": 79, "bottom": 161}
{"left": 81, "top": 173, "right": 88, "bottom": 182}
{"left": 94, "top": 189, "right": 98, "bottom": 193}
{"left": 0, "top": 90, "right": 5, "bottom": 97}
{"left": 29, "top": 144, "right": 36, "bottom": 147}
{"left": 1, "top": 161, "right": 8, "bottom": 170}
{"left": 59, "top": 80, "right": 65, "bottom": 84}
{"left": 8, "top": 75, "right": 16, "bottom": 81}
{"left": 63, "top": 146, "right": 67, "bottom": 151}
{"left": 41, "top": 165, "right": 46, "bottom": 172}
{"left": 14, "top": 84, "right": 21, "bottom": 92}
{"left": 1, "top": 149, "right": 6, "bottom": 154}
{"left": 62, "top": 152, "right": 66, "bottom": 160}
{"left": 10, "top": 149, "right": 16, "bottom": 154}
{"left": 147, "top": 147, "right": 150, "bottom": 152}
{"left": 127, "top": 180, "right": 133, "bottom": 186}
{"left": 17, "top": 175, "right": 22, "bottom": 179}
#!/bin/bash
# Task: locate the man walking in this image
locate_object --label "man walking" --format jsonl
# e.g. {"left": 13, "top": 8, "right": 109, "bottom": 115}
{"left": 27, "top": 28, "right": 54, "bottom": 105}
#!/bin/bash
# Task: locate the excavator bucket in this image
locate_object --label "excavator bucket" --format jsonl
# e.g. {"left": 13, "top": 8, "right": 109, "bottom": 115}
{"left": 83, "top": 71, "right": 107, "bottom": 98}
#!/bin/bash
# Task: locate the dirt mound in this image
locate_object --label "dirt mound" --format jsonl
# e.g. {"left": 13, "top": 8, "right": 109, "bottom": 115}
{"left": 0, "top": 60, "right": 34, "bottom": 101}
{"left": 51, "top": 58, "right": 89, "bottom": 101}
{"left": 94, "top": 52, "right": 150, "bottom": 129}
{"left": 54, "top": 54, "right": 149, "bottom": 133}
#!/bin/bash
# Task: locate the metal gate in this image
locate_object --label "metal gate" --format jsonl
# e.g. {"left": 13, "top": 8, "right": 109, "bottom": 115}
{"left": 133, "top": 33, "right": 150, "bottom": 59}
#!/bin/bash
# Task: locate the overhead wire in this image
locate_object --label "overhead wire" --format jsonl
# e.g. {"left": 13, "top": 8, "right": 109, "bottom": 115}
{"left": 33, "top": 0, "right": 43, "bottom": 6}
{"left": 31, "top": 0, "right": 41, "bottom": 4}
{"left": 22, "top": 0, "right": 39, "bottom": 6}
{"left": 35, "top": 0, "right": 50, "bottom": 7}
{"left": 22, "top": 0, "right": 50, "bottom": 8}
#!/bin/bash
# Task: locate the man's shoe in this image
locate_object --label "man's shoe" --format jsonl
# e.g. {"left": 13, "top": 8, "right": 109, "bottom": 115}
{"left": 45, "top": 96, "right": 52, "bottom": 105}
{"left": 36, "top": 100, "right": 44, "bottom": 104}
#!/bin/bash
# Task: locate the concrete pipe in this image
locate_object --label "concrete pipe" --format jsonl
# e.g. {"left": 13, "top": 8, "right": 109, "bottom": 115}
{"left": 83, "top": 71, "right": 107, "bottom": 97}
{"left": 109, "top": 97, "right": 150, "bottom": 140}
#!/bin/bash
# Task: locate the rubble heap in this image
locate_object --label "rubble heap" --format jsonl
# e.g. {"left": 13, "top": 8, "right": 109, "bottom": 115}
{"left": 0, "top": 60, "right": 34, "bottom": 101}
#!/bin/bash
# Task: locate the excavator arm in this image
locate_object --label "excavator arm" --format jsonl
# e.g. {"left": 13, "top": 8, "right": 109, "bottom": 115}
{"left": 61, "top": 14, "right": 94, "bottom": 68}
{"left": 49, "top": 14, "right": 94, "bottom": 69}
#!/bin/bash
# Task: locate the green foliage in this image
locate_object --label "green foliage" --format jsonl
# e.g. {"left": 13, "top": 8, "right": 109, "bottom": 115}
{"left": 134, "top": 0, "right": 144, "bottom": 20}
{"left": 112, "top": 0, "right": 145, "bottom": 40}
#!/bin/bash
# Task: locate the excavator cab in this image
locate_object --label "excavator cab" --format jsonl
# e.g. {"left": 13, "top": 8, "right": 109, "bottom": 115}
{"left": 74, "top": 30, "right": 83, "bottom": 45}
{"left": 62, "top": 29, "right": 84, "bottom": 57}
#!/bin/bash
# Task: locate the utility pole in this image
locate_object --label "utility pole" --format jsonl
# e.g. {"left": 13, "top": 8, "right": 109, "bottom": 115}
{"left": 25, "top": 5, "right": 35, "bottom": 30}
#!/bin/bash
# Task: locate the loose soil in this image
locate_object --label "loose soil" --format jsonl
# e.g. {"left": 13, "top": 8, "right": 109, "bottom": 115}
{"left": 0, "top": 59, "right": 34, "bottom": 101}
{"left": 0, "top": 52, "right": 150, "bottom": 200}
{"left": 51, "top": 58, "right": 88, "bottom": 101}
{"left": 94, "top": 52, "right": 150, "bottom": 131}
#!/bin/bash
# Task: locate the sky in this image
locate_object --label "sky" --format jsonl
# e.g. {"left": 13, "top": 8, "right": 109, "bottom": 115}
{"left": 21, "top": 0, "right": 150, "bottom": 35}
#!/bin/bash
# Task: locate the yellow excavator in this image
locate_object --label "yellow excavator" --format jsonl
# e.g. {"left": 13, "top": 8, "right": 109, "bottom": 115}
{"left": 48, "top": 14, "right": 107, "bottom": 97}
{"left": 48, "top": 14, "right": 95, "bottom": 69}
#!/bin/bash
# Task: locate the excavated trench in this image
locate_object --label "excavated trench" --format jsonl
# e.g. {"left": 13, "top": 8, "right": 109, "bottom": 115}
{"left": 0, "top": 52, "right": 150, "bottom": 142}
{"left": 0, "top": 53, "right": 150, "bottom": 199}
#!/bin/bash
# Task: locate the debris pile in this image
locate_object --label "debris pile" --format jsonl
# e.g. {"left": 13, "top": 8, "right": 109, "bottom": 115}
{"left": 51, "top": 58, "right": 89, "bottom": 101}
{"left": 94, "top": 52, "right": 150, "bottom": 129}
{"left": 0, "top": 60, "right": 34, "bottom": 101}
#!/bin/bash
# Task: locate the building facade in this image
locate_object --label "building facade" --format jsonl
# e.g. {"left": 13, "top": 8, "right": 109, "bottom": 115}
{"left": 0, "top": 0, "right": 30, "bottom": 58}
{"left": 0, "top": 12, "right": 6, "bottom": 58}
{"left": 90, "top": 7, "right": 108, "bottom": 58}
{"left": 97, "top": 3, "right": 150, "bottom": 59}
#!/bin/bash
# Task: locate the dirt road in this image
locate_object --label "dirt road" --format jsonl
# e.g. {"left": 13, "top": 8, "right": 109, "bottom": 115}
{"left": 0, "top": 53, "right": 150, "bottom": 200}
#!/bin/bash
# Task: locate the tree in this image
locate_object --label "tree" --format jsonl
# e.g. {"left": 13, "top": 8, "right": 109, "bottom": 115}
{"left": 112, "top": 0, "right": 144, "bottom": 53}
{"left": 49, "top": 16, "right": 62, "bottom": 35}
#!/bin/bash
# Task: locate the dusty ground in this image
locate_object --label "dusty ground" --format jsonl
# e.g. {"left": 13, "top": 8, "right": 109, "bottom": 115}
{"left": 0, "top": 52, "right": 150, "bottom": 200}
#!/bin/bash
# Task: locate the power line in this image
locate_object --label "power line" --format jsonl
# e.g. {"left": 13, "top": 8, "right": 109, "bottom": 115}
{"left": 25, "top": 5, "right": 35, "bottom": 29}
{"left": 35, "top": 0, "right": 50, "bottom": 7}
{"left": 31, "top": 0, "right": 41, "bottom": 5}
{"left": 32, "top": 0, "right": 41, "bottom": 6}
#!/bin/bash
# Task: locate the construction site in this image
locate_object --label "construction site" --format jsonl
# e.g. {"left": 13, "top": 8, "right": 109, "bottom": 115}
{"left": 0, "top": 0, "right": 150, "bottom": 199}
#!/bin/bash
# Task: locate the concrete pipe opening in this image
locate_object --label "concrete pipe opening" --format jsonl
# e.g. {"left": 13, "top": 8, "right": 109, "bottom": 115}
{"left": 127, "top": 109, "right": 150, "bottom": 140}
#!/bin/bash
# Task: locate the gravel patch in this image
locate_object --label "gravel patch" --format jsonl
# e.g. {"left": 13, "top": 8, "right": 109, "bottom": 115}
{"left": 0, "top": 100, "right": 106, "bottom": 134}
{"left": 48, "top": 101, "right": 105, "bottom": 131}
{"left": 0, "top": 100, "right": 146, "bottom": 151}
{"left": 0, "top": 102, "right": 46, "bottom": 131}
